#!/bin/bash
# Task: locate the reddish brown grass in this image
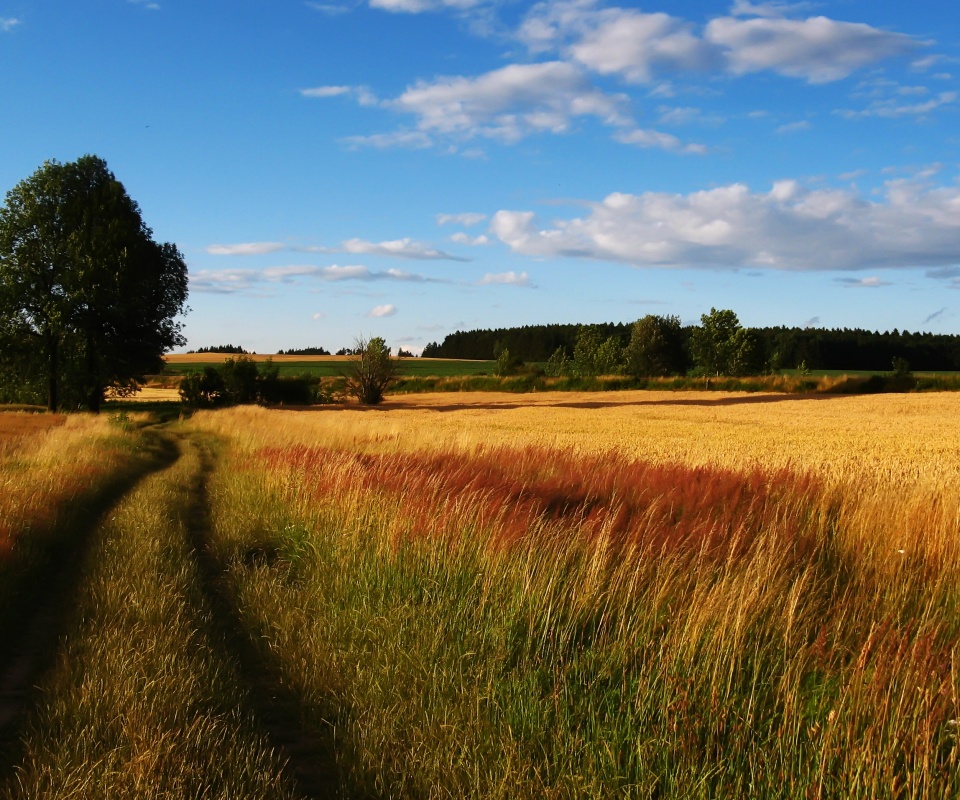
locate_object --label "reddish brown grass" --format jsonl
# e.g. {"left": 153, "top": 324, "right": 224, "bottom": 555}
{"left": 254, "top": 444, "right": 824, "bottom": 562}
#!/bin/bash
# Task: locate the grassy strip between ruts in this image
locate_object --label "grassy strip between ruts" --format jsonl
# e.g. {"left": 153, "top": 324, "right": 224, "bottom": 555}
{"left": 0, "top": 434, "right": 302, "bottom": 799}
{"left": 186, "top": 406, "right": 960, "bottom": 799}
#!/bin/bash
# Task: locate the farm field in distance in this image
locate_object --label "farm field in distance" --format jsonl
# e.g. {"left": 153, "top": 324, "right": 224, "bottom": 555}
{"left": 161, "top": 353, "right": 497, "bottom": 378}
{"left": 1, "top": 391, "right": 959, "bottom": 798}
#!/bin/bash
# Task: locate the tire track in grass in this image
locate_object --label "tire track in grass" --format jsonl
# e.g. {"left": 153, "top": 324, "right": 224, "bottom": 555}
{"left": 0, "top": 430, "right": 179, "bottom": 777}
{"left": 179, "top": 434, "right": 342, "bottom": 799}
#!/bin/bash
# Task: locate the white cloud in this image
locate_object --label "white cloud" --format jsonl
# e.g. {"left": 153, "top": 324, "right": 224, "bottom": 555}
{"left": 189, "top": 269, "right": 260, "bottom": 294}
{"left": 568, "top": 10, "right": 712, "bottom": 83}
{"left": 776, "top": 120, "right": 811, "bottom": 134}
{"left": 450, "top": 232, "right": 490, "bottom": 245}
{"left": 206, "top": 242, "right": 287, "bottom": 256}
{"left": 912, "top": 54, "right": 960, "bottom": 72}
{"left": 614, "top": 127, "right": 706, "bottom": 154}
{"left": 369, "top": 0, "right": 480, "bottom": 12}
{"left": 368, "top": 304, "right": 398, "bottom": 317}
{"left": 128, "top": 0, "right": 161, "bottom": 9}
{"left": 490, "top": 178, "right": 960, "bottom": 272}
{"left": 311, "top": 311, "right": 326, "bottom": 320}
{"left": 475, "top": 271, "right": 533, "bottom": 287}
{"left": 300, "top": 85, "right": 353, "bottom": 98}
{"left": 705, "top": 15, "right": 919, "bottom": 83}
{"left": 520, "top": 2, "right": 919, "bottom": 85}
{"left": 388, "top": 61, "right": 630, "bottom": 144}
{"left": 305, "top": 2, "right": 352, "bottom": 15}
{"left": 341, "top": 237, "right": 470, "bottom": 261}
{"left": 190, "top": 263, "right": 442, "bottom": 293}
{"left": 835, "top": 276, "right": 892, "bottom": 288}
{"left": 0, "top": 17, "right": 20, "bottom": 31}
{"left": 729, "top": 1, "right": 817, "bottom": 18}
{"left": 837, "top": 91, "right": 959, "bottom": 119}
{"left": 436, "top": 212, "right": 487, "bottom": 226}
{"left": 519, "top": 3, "right": 713, "bottom": 81}
{"left": 340, "top": 130, "right": 433, "bottom": 150}
{"left": 302, "top": 85, "right": 379, "bottom": 105}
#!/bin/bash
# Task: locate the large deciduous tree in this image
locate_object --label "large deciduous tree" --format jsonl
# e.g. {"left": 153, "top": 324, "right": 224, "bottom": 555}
{"left": 0, "top": 156, "right": 188, "bottom": 411}
{"left": 624, "top": 314, "right": 686, "bottom": 378}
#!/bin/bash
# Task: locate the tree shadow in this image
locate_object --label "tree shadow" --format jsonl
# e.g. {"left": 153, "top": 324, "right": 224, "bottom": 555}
{"left": 0, "top": 430, "right": 179, "bottom": 778}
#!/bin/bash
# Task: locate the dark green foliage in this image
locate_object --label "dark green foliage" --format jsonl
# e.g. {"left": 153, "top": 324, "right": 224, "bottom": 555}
{"left": 623, "top": 315, "right": 686, "bottom": 377}
{"left": 276, "top": 346, "right": 330, "bottom": 356}
{"left": 690, "top": 308, "right": 742, "bottom": 376}
{"left": 0, "top": 156, "right": 188, "bottom": 412}
{"left": 179, "top": 357, "right": 320, "bottom": 407}
{"left": 425, "top": 322, "right": 960, "bottom": 374}
{"left": 188, "top": 344, "right": 249, "bottom": 354}
{"left": 179, "top": 367, "right": 227, "bottom": 408}
{"left": 344, "top": 336, "right": 398, "bottom": 405}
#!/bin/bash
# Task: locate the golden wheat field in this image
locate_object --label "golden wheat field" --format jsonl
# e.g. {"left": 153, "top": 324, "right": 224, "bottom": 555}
{"left": 195, "top": 390, "right": 960, "bottom": 488}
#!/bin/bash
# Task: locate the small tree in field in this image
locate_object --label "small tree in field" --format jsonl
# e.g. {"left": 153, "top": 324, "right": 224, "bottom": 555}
{"left": 345, "top": 336, "right": 397, "bottom": 405}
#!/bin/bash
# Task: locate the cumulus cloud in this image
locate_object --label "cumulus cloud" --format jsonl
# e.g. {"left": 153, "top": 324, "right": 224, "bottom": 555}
{"left": 436, "top": 212, "right": 487, "bottom": 226}
{"left": 450, "top": 232, "right": 490, "bottom": 246}
{"left": 0, "top": 17, "right": 20, "bottom": 31}
{"left": 206, "top": 242, "right": 287, "bottom": 256}
{"left": 311, "top": 311, "right": 326, "bottom": 320}
{"left": 519, "top": 3, "right": 713, "bottom": 80}
{"left": 386, "top": 61, "right": 629, "bottom": 144}
{"left": 368, "top": 304, "right": 398, "bottom": 317}
{"left": 704, "top": 15, "right": 918, "bottom": 83}
{"left": 475, "top": 271, "right": 534, "bottom": 287}
{"left": 490, "top": 178, "right": 960, "bottom": 273}
{"left": 518, "top": 1, "right": 919, "bottom": 85}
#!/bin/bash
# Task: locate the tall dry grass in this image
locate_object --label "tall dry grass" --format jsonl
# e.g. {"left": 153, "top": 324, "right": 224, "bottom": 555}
{"left": 185, "top": 393, "right": 960, "bottom": 798}
{"left": 2, "top": 437, "right": 300, "bottom": 798}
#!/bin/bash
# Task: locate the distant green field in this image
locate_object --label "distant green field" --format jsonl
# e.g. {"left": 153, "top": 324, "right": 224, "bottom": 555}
{"left": 162, "top": 359, "right": 496, "bottom": 378}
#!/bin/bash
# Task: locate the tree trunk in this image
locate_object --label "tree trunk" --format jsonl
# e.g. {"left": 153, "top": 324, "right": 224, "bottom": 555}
{"left": 46, "top": 336, "right": 58, "bottom": 413}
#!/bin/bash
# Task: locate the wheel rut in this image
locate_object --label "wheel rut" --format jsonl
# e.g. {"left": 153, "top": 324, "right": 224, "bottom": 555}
{"left": 178, "top": 435, "right": 342, "bottom": 799}
{"left": 0, "top": 430, "right": 179, "bottom": 776}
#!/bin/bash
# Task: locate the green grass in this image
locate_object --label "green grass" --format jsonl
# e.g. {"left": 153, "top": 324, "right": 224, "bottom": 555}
{"left": 185, "top": 423, "right": 960, "bottom": 798}
{"left": 0, "top": 433, "right": 300, "bottom": 799}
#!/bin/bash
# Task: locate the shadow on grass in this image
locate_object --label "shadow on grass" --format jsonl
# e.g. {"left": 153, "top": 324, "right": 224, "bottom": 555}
{"left": 0, "top": 429, "right": 179, "bottom": 777}
{"left": 179, "top": 436, "right": 367, "bottom": 799}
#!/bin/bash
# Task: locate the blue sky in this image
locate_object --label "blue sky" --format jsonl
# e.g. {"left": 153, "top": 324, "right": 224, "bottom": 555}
{"left": 2, "top": 0, "right": 959, "bottom": 354}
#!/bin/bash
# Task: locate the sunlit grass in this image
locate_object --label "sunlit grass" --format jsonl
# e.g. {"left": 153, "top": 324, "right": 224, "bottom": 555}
{"left": 184, "top": 394, "right": 960, "bottom": 798}
{"left": 1, "top": 437, "right": 300, "bottom": 799}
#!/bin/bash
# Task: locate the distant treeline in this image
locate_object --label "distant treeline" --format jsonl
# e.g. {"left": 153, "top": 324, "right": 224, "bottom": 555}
{"left": 422, "top": 324, "right": 960, "bottom": 372}
{"left": 276, "top": 347, "right": 331, "bottom": 356}
{"left": 188, "top": 344, "right": 249, "bottom": 354}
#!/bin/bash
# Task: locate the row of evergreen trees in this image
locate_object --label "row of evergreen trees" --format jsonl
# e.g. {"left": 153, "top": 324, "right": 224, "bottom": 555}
{"left": 424, "top": 314, "right": 960, "bottom": 374}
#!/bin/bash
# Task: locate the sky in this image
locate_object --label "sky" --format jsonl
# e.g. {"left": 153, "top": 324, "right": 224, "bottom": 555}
{"left": 1, "top": 0, "right": 959, "bottom": 354}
